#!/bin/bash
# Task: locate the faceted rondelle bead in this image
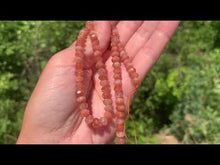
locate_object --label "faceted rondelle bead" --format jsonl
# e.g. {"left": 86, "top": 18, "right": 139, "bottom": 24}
{"left": 92, "top": 118, "right": 100, "bottom": 128}
{"left": 100, "top": 80, "right": 109, "bottom": 87}
{"left": 100, "top": 117, "right": 108, "bottom": 126}
{"left": 76, "top": 90, "right": 85, "bottom": 97}
{"left": 117, "top": 124, "right": 124, "bottom": 131}
{"left": 95, "top": 60, "right": 105, "bottom": 69}
{"left": 116, "top": 118, "right": 125, "bottom": 125}
{"left": 80, "top": 109, "right": 90, "bottom": 117}
{"left": 76, "top": 96, "right": 86, "bottom": 103}
{"left": 116, "top": 111, "right": 125, "bottom": 118}
{"left": 79, "top": 102, "right": 88, "bottom": 109}
{"left": 85, "top": 115, "right": 93, "bottom": 125}
{"left": 116, "top": 131, "right": 124, "bottom": 138}
{"left": 116, "top": 97, "right": 124, "bottom": 105}
{"left": 94, "top": 50, "right": 102, "bottom": 57}
{"left": 104, "top": 105, "right": 113, "bottom": 111}
{"left": 116, "top": 105, "right": 125, "bottom": 112}
{"left": 104, "top": 111, "right": 113, "bottom": 121}
{"left": 103, "top": 99, "right": 113, "bottom": 105}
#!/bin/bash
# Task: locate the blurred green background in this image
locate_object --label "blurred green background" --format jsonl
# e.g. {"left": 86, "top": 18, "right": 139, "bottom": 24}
{"left": 0, "top": 21, "right": 219, "bottom": 144}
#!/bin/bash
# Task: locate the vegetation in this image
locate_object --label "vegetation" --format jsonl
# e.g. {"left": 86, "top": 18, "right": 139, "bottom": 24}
{"left": 0, "top": 21, "right": 219, "bottom": 144}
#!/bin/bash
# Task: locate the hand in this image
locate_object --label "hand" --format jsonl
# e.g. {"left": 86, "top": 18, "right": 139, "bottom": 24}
{"left": 17, "top": 21, "right": 179, "bottom": 144}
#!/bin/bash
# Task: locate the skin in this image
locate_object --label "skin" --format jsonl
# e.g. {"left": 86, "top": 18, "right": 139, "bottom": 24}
{"left": 17, "top": 21, "right": 179, "bottom": 144}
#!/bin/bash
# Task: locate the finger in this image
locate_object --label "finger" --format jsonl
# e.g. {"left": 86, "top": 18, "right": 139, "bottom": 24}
{"left": 124, "top": 21, "right": 160, "bottom": 60}
{"left": 133, "top": 21, "right": 180, "bottom": 81}
{"left": 116, "top": 21, "right": 144, "bottom": 45}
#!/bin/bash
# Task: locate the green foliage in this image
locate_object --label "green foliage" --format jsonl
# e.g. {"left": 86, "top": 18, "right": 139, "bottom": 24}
{"left": 0, "top": 21, "right": 220, "bottom": 144}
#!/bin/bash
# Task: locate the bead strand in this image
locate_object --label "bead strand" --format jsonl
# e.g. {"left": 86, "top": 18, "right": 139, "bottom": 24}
{"left": 75, "top": 28, "right": 91, "bottom": 119}
{"left": 111, "top": 26, "right": 126, "bottom": 144}
{"left": 112, "top": 27, "right": 140, "bottom": 88}
{"left": 87, "top": 23, "right": 113, "bottom": 128}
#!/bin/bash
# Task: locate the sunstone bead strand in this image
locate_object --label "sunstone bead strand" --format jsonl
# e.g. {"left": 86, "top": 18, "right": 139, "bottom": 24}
{"left": 111, "top": 26, "right": 126, "bottom": 144}
{"left": 75, "top": 28, "right": 91, "bottom": 119}
{"left": 112, "top": 27, "right": 140, "bottom": 88}
{"left": 87, "top": 27, "right": 113, "bottom": 128}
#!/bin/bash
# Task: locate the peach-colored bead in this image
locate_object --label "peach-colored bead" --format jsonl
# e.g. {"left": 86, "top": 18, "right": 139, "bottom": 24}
{"left": 92, "top": 118, "right": 100, "bottom": 128}
{"left": 115, "top": 91, "right": 123, "bottom": 97}
{"left": 104, "top": 111, "right": 112, "bottom": 120}
{"left": 75, "top": 70, "right": 84, "bottom": 77}
{"left": 101, "top": 86, "right": 111, "bottom": 93}
{"left": 113, "top": 68, "right": 121, "bottom": 74}
{"left": 85, "top": 115, "right": 93, "bottom": 125}
{"left": 98, "top": 68, "right": 106, "bottom": 75}
{"left": 90, "top": 33, "right": 97, "bottom": 41}
{"left": 76, "top": 83, "right": 85, "bottom": 90}
{"left": 116, "top": 118, "right": 125, "bottom": 125}
{"left": 99, "top": 75, "right": 108, "bottom": 81}
{"left": 116, "top": 131, "right": 124, "bottom": 138}
{"left": 113, "top": 62, "right": 121, "bottom": 68}
{"left": 103, "top": 99, "right": 113, "bottom": 105}
{"left": 112, "top": 56, "right": 120, "bottom": 63}
{"left": 116, "top": 137, "right": 125, "bottom": 144}
{"left": 115, "top": 79, "right": 122, "bottom": 85}
{"left": 102, "top": 93, "right": 111, "bottom": 99}
{"left": 128, "top": 67, "right": 136, "bottom": 73}
{"left": 93, "top": 44, "right": 99, "bottom": 51}
{"left": 100, "top": 117, "right": 108, "bottom": 126}
{"left": 92, "top": 40, "right": 99, "bottom": 47}
{"left": 116, "top": 105, "right": 125, "bottom": 112}
{"left": 113, "top": 73, "right": 121, "bottom": 79}
{"left": 100, "top": 80, "right": 109, "bottom": 87}
{"left": 116, "top": 111, "right": 125, "bottom": 118}
{"left": 123, "top": 58, "right": 130, "bottom": 65}
{"left": 104, "top": 105, "right": 113, "bottom": 111}
{"left": 117, "top": 124, "right": 124, "bottom": 131}
{"left": 111, "top": 46, "right": 118, "bottom": 52}
{"left": 76, "top": 96, "right": 86, "bottom": 103}
{"left": 111, "top": 51, "right": 120, "bottom": 57}
{"left": 79, "top": 102, "right": 88, "bottom": 109}
{"left": 116, "top": 97, "right": 124, "bottom": 105}
{"left": 80, "top": 109, "right": 90, "bottom": 117}
{"left": 95, "top": 60, "right": 104, "bottom": 69}
{"left": 130, "top": 72, "right": 139, "bottom": 79}
{"left": 114, "top": 85, "right": 122, "bottom": 92}
{"left": 94, "top": 50, "right": 102, "bottom": 57}
{"left": 76, "top": 90, "right": 84, "bottom": 97}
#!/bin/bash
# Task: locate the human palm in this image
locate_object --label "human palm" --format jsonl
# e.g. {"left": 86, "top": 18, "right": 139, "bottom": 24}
{"left": 17, "top": 21, "right": 179, "bottom": 144}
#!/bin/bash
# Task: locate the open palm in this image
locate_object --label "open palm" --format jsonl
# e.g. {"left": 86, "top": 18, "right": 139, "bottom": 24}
{"left": 17, "top": 21, "right": 179, "bottom": 144}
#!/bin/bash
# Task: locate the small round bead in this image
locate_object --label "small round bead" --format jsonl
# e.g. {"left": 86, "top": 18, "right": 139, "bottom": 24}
{"left": 100, "top": 80, "right": 109, "bottom": 87}
{"left": 94, "top": 50, "right": 102, "bottom": 57}
{"left": 116, "top": 97, "right": 124, "bottom": 105}
{"left": 85, "top": 115, "right": 93, "bottom": 125}
{"left": 99, "top": 75, "right": 108, "bottom": 81}
{"left": 102, "top": 93, "right": 111, "bottom": 99}
{"left": 104, "top": 105, "right": 113, "bottom": 111}
{"left": 111, "top": 56, "right": 120, "bottom": 63}
{"left": 113, "top": 68, "right": 121, "bottom": 74}
{"left": 95, "top": 60, "right": 105, "bottom": 69}
{"left": 114, "top": 85, "right": 122, "bottom": 92}
{"left": 130, "top": 72, "right": 139, "bottom": 79}
{"left": 76, "top": 62, "right": 83, "bottom": 70}
{"left": 98, "top": 68, "right": 106, "bottom": 76}
{"left": 104, "top": 111, "right": 113, "bottom": 121}
{"left": 113, "top": 62, "right": 121, "bottom": 68}
{"left": 116, "top": 105, "right": 125, "bottom": 112}
{"left": 115, "top": 79, "right": 122, "bottom": 86}
{"left": 115, "top": 91, "right": 123, "bottom": 97}
{"left": 90, "top": 33, "right": 97, "bottom": 41}
{"left": 101, "top": 85, "right": 111, "bottom": 92}
{"left": 103, "top": 99, "right": 113, "bottom": 105}
{"left": 76, "top": 83, "right": 85, "bottom": 90}
{"left": 92, "top": 118, "right": 100, "bottom": 128}
{"left": 116, "top": 131, "right": 124, "bottom": 138}
{"left": 111, "top": 46, "right": 118, "bottom": 52}
{"left": 76, "top": 90, "right": 84, "bottom": 97}
{"left": 92, "top": 40, "right": 99, "bottom": 47}
{"left": 116, "top": 137, "right": 125, "bottom": 144}
{"left": 79, "top": 102, "right": 88, "bottom": 110}
{"left": 116, "top": 118, "right": 125, "bottom": 125}
{"left": 113, "top": 73, "right": 122, "bottom": 79}
{"left": 93, "top": 44, "right": 99, "bottom": 51}
{"left": 76, "top": 96, "right": 86, "bottom": 103}
{"left": 80, "top": 109, "right": 90, "bottom": 117}
{"left": 100, "top": 117, "right": 108, "bottom": 126}
{"left": 111, "top": 51, "right": 120, "bottom": 57}
{"left": 128, "top": 67, "right": 136, "bottom": 73}
{"left": 124, "top": 59, "right": 131, "bottom": 65}
{"left": 116, "top": 111, "right": 125, "bottom": 118}
{"left": 75, "top": 70, "right": 84, "bottom": 77}
{"left": 117, "top": 124, "right": 124, "bottom": 131}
